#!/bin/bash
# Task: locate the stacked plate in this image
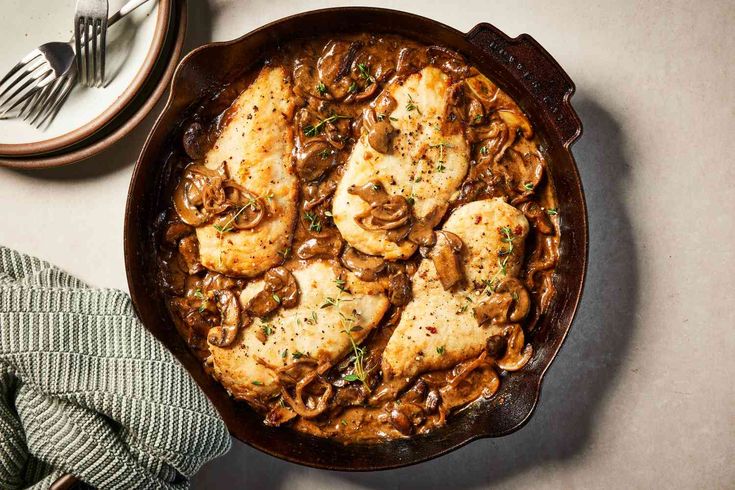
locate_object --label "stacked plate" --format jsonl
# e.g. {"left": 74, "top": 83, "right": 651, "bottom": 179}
{"left": 0, "top": 0, "right": 186, "bottom": 168}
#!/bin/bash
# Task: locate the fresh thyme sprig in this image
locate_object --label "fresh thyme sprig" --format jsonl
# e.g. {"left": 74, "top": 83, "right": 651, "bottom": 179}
{"left": 304, "top": 211, "right": 322, "bottom": 232}
{"left": 304, "top": 114, "right": 350, "bottom": 137}
{"left": 405, "top": 93, "right": 421, "bottom": 114}
{"left": 357, "top": 63, "right": 374, "bottom": 84}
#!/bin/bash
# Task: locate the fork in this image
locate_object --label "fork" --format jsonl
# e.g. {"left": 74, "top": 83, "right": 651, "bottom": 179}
{"left": 0, "top": 0, "right": 153, "bottom": 127}
{"left": 75, "top": 0, "right": 109, "bottom": 87}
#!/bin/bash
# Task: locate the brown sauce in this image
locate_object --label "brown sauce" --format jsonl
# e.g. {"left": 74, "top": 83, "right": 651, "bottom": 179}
{"left": 155, "top": 33, "right": 559, "bottom": 443}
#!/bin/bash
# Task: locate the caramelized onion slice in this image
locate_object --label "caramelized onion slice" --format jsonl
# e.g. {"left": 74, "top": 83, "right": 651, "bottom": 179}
{"left": 173, "top": 177, "right": 207, "bottom": 226}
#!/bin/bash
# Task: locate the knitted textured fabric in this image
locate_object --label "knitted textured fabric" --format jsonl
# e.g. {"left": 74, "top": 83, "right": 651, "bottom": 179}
{"left": 0, "top": 246, "right": 231, "bottom": 489}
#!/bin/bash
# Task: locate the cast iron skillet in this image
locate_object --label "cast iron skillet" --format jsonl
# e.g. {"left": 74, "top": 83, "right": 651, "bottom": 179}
{"left": 124, "top": 7, "right": 587, "bottom": 471}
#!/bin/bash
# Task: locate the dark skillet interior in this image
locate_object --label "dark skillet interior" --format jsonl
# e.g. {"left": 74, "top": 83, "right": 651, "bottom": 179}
{"left": 124, "top": 7, "right": 586, "bottom": 470}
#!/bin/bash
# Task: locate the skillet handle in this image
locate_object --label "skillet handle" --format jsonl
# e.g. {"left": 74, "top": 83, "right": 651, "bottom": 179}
{"left": 466, "top": 23, "right": 582, "bottom": 147}
{"left": 50, "top": 474, "right": 80, "bottom": 490}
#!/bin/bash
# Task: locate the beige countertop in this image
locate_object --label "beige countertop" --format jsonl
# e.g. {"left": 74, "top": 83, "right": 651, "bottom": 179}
{"left": 1, "top": 0, "right": 733, "bottom": 488}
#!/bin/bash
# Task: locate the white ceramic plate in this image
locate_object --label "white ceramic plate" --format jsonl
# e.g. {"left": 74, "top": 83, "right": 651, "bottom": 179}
{"left": 0, "top": 0, "right": 162, "bottom": 151}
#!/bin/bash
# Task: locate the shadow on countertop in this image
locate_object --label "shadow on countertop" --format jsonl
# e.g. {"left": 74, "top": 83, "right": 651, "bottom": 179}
{"left": 192, "top": 95, "right": 640, "bottom": 489}
{"left": 7, "top": 0, "right": 214, "bottom": 182}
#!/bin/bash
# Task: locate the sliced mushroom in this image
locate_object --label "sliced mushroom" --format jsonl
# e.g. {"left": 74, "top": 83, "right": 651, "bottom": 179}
{"left": 485, "top": 334, "right": 507, "bottom": 359}
{"left": 407, "top": 219, "right": 436, "bottom": 247}
{"left": 178, "top": 235, "right": 203, "bottom": 274}
{"left": 173, "top": 175, "right": 207, "bottom": 226}
{"left": 474, "top": 277, "right": 530, "bottom": 325}
{"left": 303, "top": 179, "right": 337, "bottom": 211}
{"left": 296, "top": 140, "right": 337, "bottom": 181}
{"left": 473, "top": 294, "right": 513, "bottom": 326}
{"left": 264, "top": 404, "right": 298, "bottom": 427}
{"left": 495, "top": 277, "right": 531, "bottom": 322}
{"left": 182, "top": 121, "right": 211, "bottom": 160}
{"left": 341, "top": 246, "right": 386, "bottom": 281}
{"left": 296, "top": 235, "right": 343, "bottom": 260}
{"left": 367, "top": 120, "right": 395, "bottom": 153}
{"left": 264, "top": 267, "right": 299, "bottom": 308}
{"left": 430, "top": 231, "right": 464, "bottom": 290}
{"left": 201, "top": 176, "right": 229, "bottom": 215}
{"left": 348, "top": 180, "right": 388, "bottom": 205}
{"left": 163, "top": 221, "right": 193, "bottom": 246}
{"left": 355, "top": 195, "right": 411, "bottom": 231}
{"left": 520, "top": 201, "right": 554, "bottom": 235}
{"left": 208, "top": 290, "right": 244, "bottom": 347}
{"left": 496, "top": 324, "right": 533, "bottom": 371}
{"left": 387, "top": 271, "right": 412, "bottom": 306}
{"left": 374, "top": 93, "right": 398, "bottom": 117}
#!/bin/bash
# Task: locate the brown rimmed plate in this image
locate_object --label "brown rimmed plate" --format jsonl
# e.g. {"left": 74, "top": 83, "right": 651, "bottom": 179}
{"left": 0, "top": 0, "right": 186, "bottom": 169}
{"left": 124, "top": 7, "right": 587, "bottom": 471}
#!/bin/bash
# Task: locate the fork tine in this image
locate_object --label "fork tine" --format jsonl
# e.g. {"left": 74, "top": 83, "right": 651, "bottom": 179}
{"left": 0, "top": 69, "right": 56, "bottom": 116}
{"left": 75, "top": 18, "right": 84, "bottom": 85}
{"left": 0, "top": 68, "right": 52, "bottom": 114}
{"left": 0, "top": 50, "right": 42, "bottom": 89}
{"left": 91, "top": 19, "right": 99, "bottom": 86}
{"left": 84, "top": 17, "right": 92, "bottom": 87}
{"left": 36, "top": 75, "right": 75, "bottom": 128}
{"left": 29, "top": 79, "right": 62, "bottom": 125}
{"left": 0, "top": 58, "right": 45, "bottom": 101}
{"left": 99, "top": 18, "right": 107, "bottom": 86}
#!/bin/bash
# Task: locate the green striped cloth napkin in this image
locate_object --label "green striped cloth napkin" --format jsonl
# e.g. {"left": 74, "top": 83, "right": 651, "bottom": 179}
{"left": 0, "top": 246, "right": 230, "bottom": 489}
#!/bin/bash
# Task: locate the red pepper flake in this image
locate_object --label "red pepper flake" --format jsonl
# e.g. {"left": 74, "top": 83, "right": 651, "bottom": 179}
{"left": 474, "top": 215, "right": 482, "bottom": 224}
{"left": 426, "top": 326, "right": 438, "bottom": 334}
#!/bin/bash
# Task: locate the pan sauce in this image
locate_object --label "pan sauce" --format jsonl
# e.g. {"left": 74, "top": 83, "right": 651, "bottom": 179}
{"left": 156, "top": 34, "right": 559, "bottom": 443}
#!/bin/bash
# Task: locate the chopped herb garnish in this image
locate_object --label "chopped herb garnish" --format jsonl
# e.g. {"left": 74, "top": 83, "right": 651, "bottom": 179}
{"left": 357, "top": 63, "right": 374, "bottom": 84}
{"left": 316, "top": 82, "right": 327, "bottom": 95}
{"left": 480, "top": 146, "right": 489, "bottom": 156}
{"left": 292, "top": 351, "right": 304, "bottom": 360}
{"left": 318, "top": 148, "right": 331, "bottom": 160}
{"left": 325, "top": 210, "right": 333, "bottom": 217}
{"left": 348, "top": 81, "right": 357, "bottom": 93}
{"left": 341, "top": 419, "right": 348, "bottom": 426}
{"left": 405, "top": 93, "right": 421, "bottom": 114}
{"left": 547, "top": 208, "right": 558, "bottom": 216}
{"left": 252, "top": 380, "right": 263, "bottom": 386}
{"left": 304, "top": 211, "right": 322, "bottom": 232}
{"left": 342, "top": 330, "right": 371, "bottom": 391}
{"left": 407, "top": 195, "right": 416, "bottom": 205}
{"left": 334, "top": 278, "right": 347, "bottom": 292}
{"left": 304, "top": 114, "right": 350, "bottom": 137}
{"left": 272, "top": 293, "right": 281, "bottom": 304}
{"left": 436, "top": 345, "right": 446, "bottom": 355}
{"left": 261, "top": 323, "right": 274, "bottom": 337}
{"left": 473, "top": 114, "right": 484, "bottom": 123}
{"left": 277, "top": 247, "right": 290, "bottom": 259}
{"left": 436, "top": 164, "right": 446, "bottom": 173}
{"left": 281, "top": 349, "right": 288, "bottom": 359}
{"left": 523, "top": 182, "right": 534, "bottom": 191}
{"left": 430, "top": 141, "right": 454, "bottom": 164}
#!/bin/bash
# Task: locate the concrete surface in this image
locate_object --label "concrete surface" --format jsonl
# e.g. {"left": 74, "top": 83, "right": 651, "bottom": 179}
{"left": 0, "top": 0, "right": 733, "bottom": 488}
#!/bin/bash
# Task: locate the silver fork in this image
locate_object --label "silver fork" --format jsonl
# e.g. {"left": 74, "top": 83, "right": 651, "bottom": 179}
{"left": 75, "top": 0, "right": 109, "bottom": 87}
{"left": 0, "top": 0, "right": 153, "bottom": 127}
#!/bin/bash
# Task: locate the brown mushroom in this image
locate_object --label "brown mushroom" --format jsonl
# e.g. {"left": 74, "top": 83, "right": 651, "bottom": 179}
{"left": 341, "top": 247, "right": 386, "bottom": 281}
{"left": 520, "top": 201, "right": 554, "bottom": 235}
{"left": 297, "top": 140, "right": 338, "bottom": 182}
{"left": 407, "top": 219, "right": 436, "bottom": 247}
{"left": 430, "top": 231, "right": 464, "bottom": 290}
{"left": 178, "top": 235, "right": 203, "bottom": 274}
{"left": 296, "top": 235, "right": 343, "bottom": 260}
{"left": 348, "top": 180, "right": 388, "bottom": 205}
{"left": 474, "top": 277, "right": 530, "bottom": 325}
{"left": 219, "top": 181, "right": 268, "bottom": 230}
{"left": 303, "top": 179, "right": 337, "bottom": 211}
{"left": 207, "top": 290, "right": 244, "bottom": 348}
{"left": 263, "top": 404, "right": 298, "bottom": 427}
{"left": 367, "top": 120, "right": 395, "bottom": 153}
{"left": 163, "top": 222, "right": 193, "bottom": 246}
{"left": 173, "top": 175, "right": 207, "bottom": 226}
{"left": 496, "top": 324, "right": 533, "bottom": 371}
{"left": 473, "top": 294, "right": 513, "bottom": 326}
{"left": 485, "top": 334, "right": 507, "bottom": 359}
{"left": 388, "top": 271, "right": 412, "bottom": 306}
{"left": 201, "top": 176, "right": 229, "bottom": 215}
{"left": 181, "top": 121, "right": 211, "bottom": 160}
{"left": 355, "top": 195, "right": 411, "bottom": 231}
{"left": 495, "top": 277, "right": 531, "bottom": 322}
